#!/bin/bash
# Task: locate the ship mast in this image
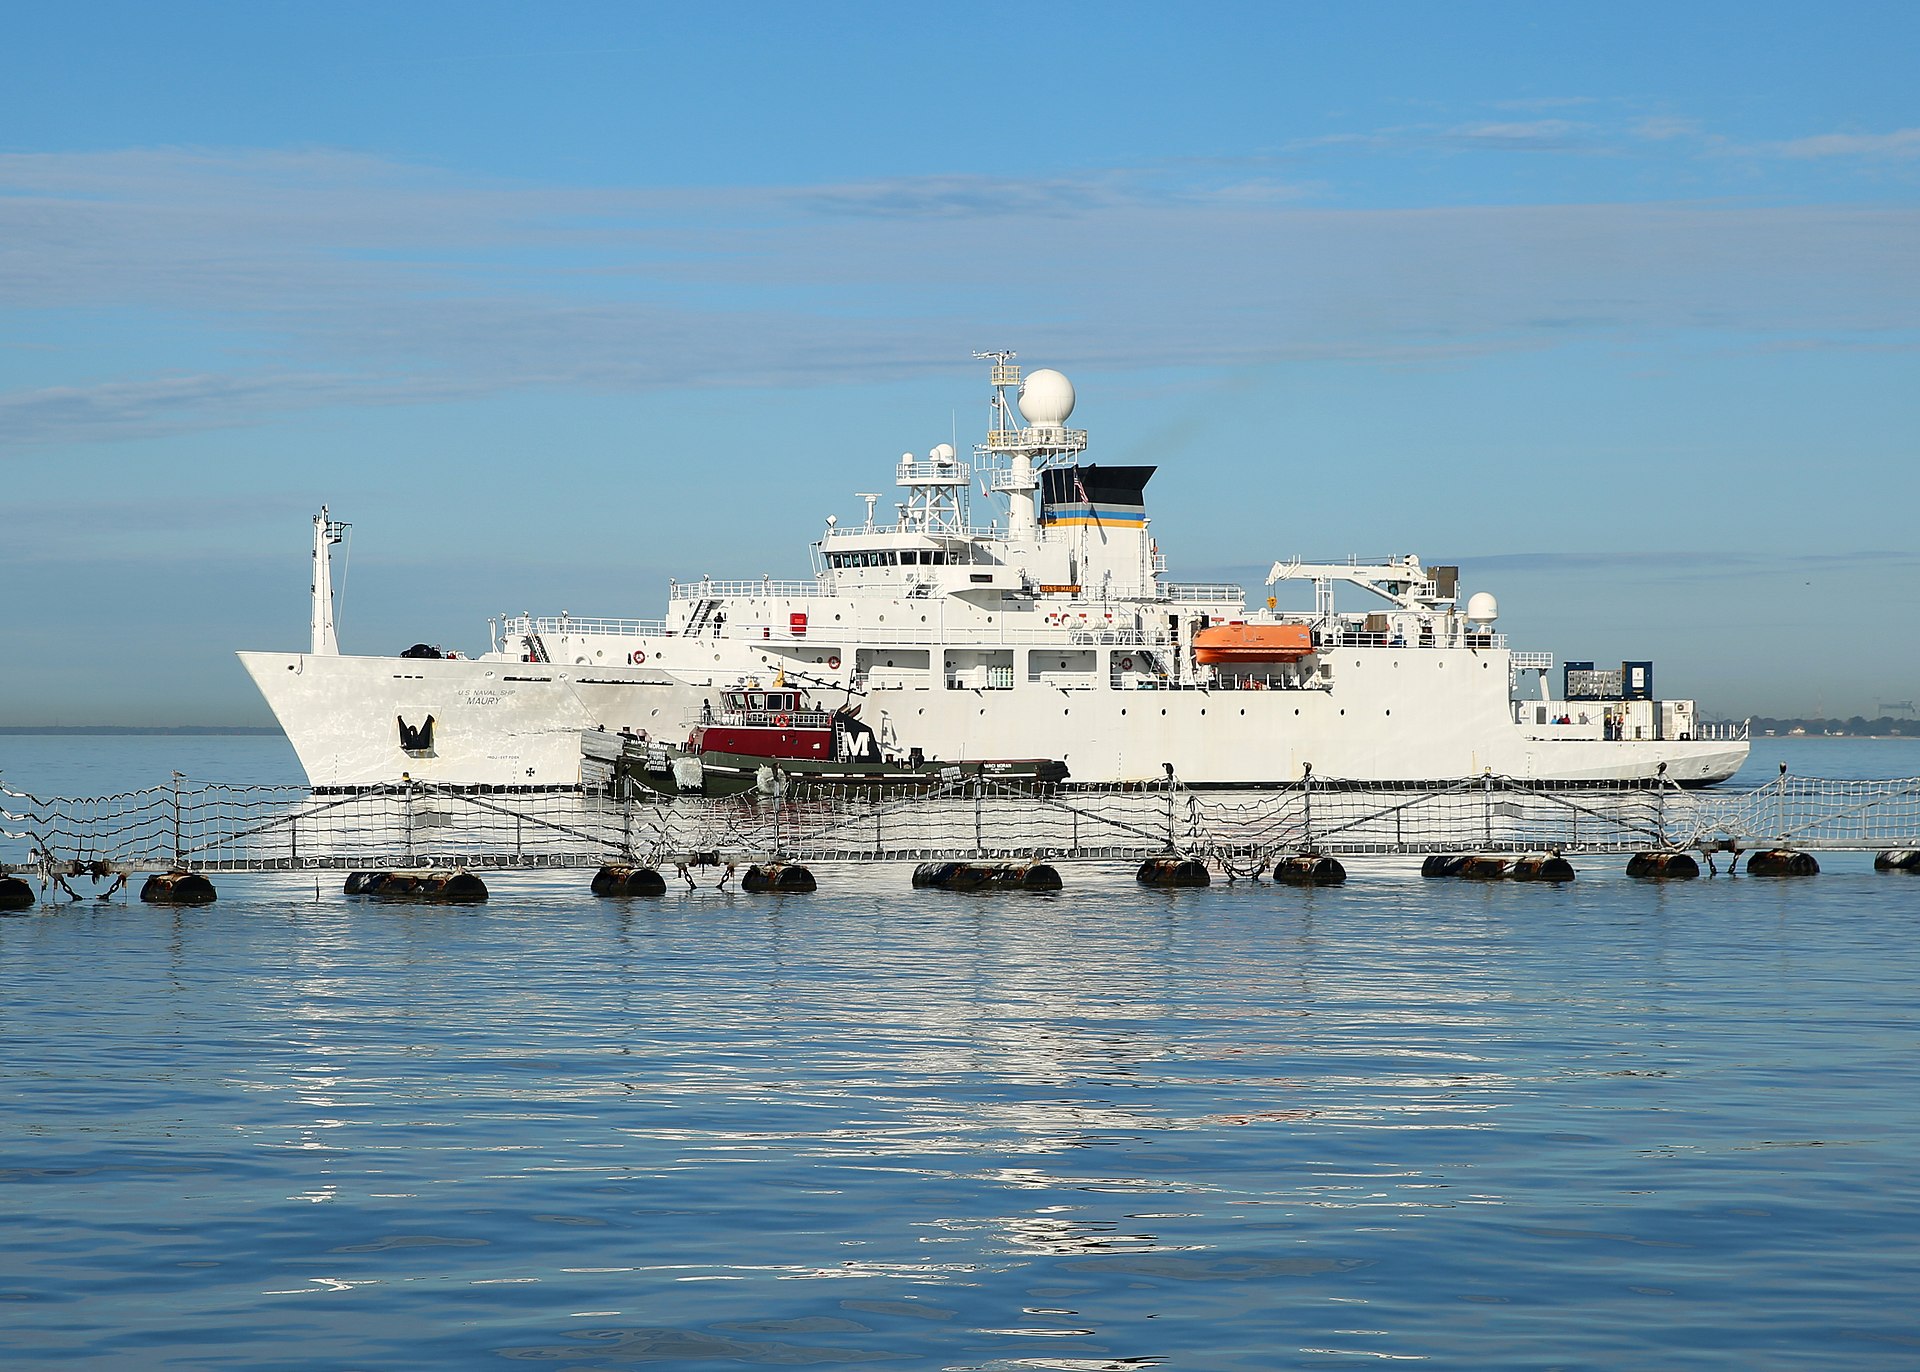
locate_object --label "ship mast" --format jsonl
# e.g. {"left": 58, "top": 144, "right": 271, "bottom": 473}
{"left": 310, "top": 506, "right": 348, "bottom": 656}
{"left": 974, "top": 350, "right": 1086, "bottom": 543}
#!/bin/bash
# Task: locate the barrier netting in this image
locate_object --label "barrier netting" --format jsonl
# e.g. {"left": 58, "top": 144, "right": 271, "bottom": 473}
{"left": 7, "top": 771, "right": 1919, "bottom": 875}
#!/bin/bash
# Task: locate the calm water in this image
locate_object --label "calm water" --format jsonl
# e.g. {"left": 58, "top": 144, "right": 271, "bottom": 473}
{"left": 4, "top": 735, "right": 1920, "bottom": 1369}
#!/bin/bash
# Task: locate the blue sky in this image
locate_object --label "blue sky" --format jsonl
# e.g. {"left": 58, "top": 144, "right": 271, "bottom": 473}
{"left": 3, "top": 1, "right": 1917, "bottom": 723}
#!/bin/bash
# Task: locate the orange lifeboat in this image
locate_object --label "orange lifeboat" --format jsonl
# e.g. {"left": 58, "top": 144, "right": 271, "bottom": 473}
{"left": 1192, "top": 622, "right": 1314, "bottom": 665}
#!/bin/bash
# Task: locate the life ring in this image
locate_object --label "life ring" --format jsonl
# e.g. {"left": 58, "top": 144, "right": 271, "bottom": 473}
{"left": 773, "top": 712, "right": 791, "bottom": 728}
{"left": 629, "top": 650, "right": 646, "bottom": 665}
{"left": 1120, "top": 656, "right": 1134, "bottom": 672}
{"left": 826, "top": 655, "right": 841, "bottom": 670}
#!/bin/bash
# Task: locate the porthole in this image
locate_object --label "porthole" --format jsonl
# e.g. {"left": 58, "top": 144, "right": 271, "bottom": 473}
{"left": 1340, "top": 709, "right": 1345, "bottom": 715}
{"left": 1294, "top": 708, "right": 1300, "bottom": 716}
{"left": 1200, "top": 708, "right": 1206, "bottom": 716}
{"left": 1064, "top": 708, "right": 1070, "bottom": 716}
{"left": 1386, "top": 709, "right": 1392, "bottom": 716}
{"left": 1160, "top": 708, "right": 1167, "bottom": 716}
{"left": 1239, "top": 708, "right": 1245, "bottom": 716}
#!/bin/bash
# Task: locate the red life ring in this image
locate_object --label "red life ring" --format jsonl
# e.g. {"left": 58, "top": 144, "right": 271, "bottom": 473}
{"left": 773, "top": 712, "right": 791, "bottom": 728}
{"left": 827, "top": 655, "right": 841, "bottom": 670}
{"left": 630, "top": 650, "right": 646, "bottom": 665}
{"left": 1120, "top": 656, "right": 1134, "bottom": 671}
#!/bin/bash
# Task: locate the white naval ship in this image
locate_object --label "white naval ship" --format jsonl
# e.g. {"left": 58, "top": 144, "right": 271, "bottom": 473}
{"left": 240, "top": 353, "right": 1749, "bottom": 790}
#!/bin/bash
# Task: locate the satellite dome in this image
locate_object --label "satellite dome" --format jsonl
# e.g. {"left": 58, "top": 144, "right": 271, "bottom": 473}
{"left": 931, "top": 442, "right": 956, "bottom": 465}
{"left": 1466, "top": 592, "right": 1499, "bottom": 624}
{"left": 1018, "top": 369, "right": 1076, "bottom": 427}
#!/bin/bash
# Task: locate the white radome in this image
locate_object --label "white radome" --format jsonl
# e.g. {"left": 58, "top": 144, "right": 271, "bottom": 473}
{"left": 1018, "top": 368, "right": 1075, "bottom": 427}
{"left": 1466, "top": 591, "right": 1499, "bottom": 624}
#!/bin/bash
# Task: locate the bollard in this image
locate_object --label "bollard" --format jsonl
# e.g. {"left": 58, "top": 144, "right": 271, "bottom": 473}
{"left": 742, "top": 862, "right": 817, "bottom": 893}
{"left": 343, "top": 869, "right": 488, "bottom": 901}
{"left": 1273, "top": 854, "right": 1346, "bottom": 886}
{"left": 1509, "top": 854, "right": 1576, "bottom": 883}
{"left": 1745, "top": 849, "right": 1819, "bottom": 877}
{"left": 0, "top": 875, "right": 34, "bottom": 911}
{"left": 1135, "top": 857, "right": 1210, "bottom": 887}
{"left": 915, "top": 861, "right": 1062, "bottom": 891}
{"left": 1627, "top": 850, "right": 1700, "bottom": 880}
{"left": 140, "top": 871, "right": 217, "bottom": 905}
{"left": 591, "top": 864, "right": 667, "bottom": 897}
{"left": 1421, "top": 855, "right": 1468, "bottom": 878}
{"left": 1875, "top": 850, "right": 1920, "bottom": 872}
{"left": 1457, "top": 856, "right": 1511, "bottom": 880}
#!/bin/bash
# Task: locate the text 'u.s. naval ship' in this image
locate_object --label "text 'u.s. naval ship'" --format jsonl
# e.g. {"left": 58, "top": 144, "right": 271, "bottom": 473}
{"left": 240, "top": 352, "right": 1749, "bottom": 790}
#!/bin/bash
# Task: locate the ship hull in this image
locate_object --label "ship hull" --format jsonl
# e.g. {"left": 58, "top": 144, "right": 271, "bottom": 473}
{"left": 243, "top": 645, "right": 1744, "bottom": 789}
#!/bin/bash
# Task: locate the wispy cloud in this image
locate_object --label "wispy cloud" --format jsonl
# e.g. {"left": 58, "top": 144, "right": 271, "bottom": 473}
{"left": 1772, "top": 128, "right": 1920, "bottom": 160}
{"left": 3, "top": 147, "right": 1919, "bottom": 449}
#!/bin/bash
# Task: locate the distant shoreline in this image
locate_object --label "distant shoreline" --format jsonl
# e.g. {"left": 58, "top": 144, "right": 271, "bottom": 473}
{"left": 0, "top": 726, "right": 284, "bottom": 736}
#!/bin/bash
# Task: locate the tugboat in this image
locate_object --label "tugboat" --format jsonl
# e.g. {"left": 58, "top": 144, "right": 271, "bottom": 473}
{"left": 620, "top": 680, "right": 1069, "bottom": 797}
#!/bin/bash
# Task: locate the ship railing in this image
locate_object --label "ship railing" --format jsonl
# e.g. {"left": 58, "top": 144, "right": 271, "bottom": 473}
{"left": 896, "top": 460, "right": 971, "bottom": 483}
{"left": 502, "top": 614, "right": 673, "bottom": 639}
{"left": 669, "top": 578, "right": 821, "bottom": 600}
{"left": 1161, "top": 582, "right": 1247, "bottom": 604}
{"left": 734, "top": 623, "right": 1176, "bottom": 648}
{"left": 1319, "top": 629, "right": 1509, "bottom": 650}
{"left": 1696, "top": 720, "right": 1752, "bottom": 742}
{"left": 818, "top": 524, "right": 1000, "bottom": 543}
{"left": 715, "top": 709, "right": 836, "bottom": 729}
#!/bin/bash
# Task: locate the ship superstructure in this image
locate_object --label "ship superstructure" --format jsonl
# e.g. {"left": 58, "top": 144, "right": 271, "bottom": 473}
{"left": 240, "top": 353, "right": 1749, "bottom": 789}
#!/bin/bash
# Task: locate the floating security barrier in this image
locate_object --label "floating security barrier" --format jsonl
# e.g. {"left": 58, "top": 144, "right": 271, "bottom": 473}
{"left": 1744, "top": 849, "right": 1820, "bottom": 877}
{"left": 1627, "top": 850, "right": 1701, "bottom": 880}
{"left": 0, "top": 875, "right": 35, "bottom": 910}
{"left": 913, "top": 861, "right": 1062, "bottom": 892}
{"left": 590, "top": 864, "right": 667, "bottom": 897}
{"left": 1136, "top": 857, "right": 1210, "bottom": 887}
{"left": 140, "top": 871, "right": 218, "bottom": 904}
{"left": 1508, "top": 854, "right": 1576, "bottom": 882}
{"left": 741, "top": 862, "right": 818, "bottom": 893}
{"left": 1875, "top": 850, "right": 1920, "bottom": 872}
{"left": 343, "top": 869, "right": 489, "bottom": 902}
{"left": 1422, "top": 853, "right": 1568, "bottom": 882}
{"left": 1273, "top": 854, "right": 1347, "bottom": 886}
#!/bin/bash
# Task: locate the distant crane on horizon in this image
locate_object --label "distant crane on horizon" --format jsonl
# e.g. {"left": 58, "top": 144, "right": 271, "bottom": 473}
{"left": 1880, "top": 701, "right": 1916, "bottom": 715}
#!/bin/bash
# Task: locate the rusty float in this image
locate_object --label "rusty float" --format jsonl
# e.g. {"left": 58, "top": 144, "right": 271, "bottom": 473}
{"left": 1273, "top": 854, "right": 1347, "bottom": 886}
{"left": 590, "top": 864, "right": 668, "bottom": 897}
{"left": 1875, "top": 850, "right": 1920, "bottom": 872}
{"left": 1626, "top": 850, "right": 1701, "bottom": 879}
{"left": 1744, "top": 849, "right": 1820, "bottom": 877}
{"left": 741, "top": 862, "right": 818, "bottom": 893}
{"left": 1424, "top": 853, "right": 1571, "bottom": 882}
{"left": 1508, "top": 854, "right": 1576, "bottom": 882}
{"left": 0, "top": 875, "right": 35, "bottom": 911}
{"left": 1136, "top": 857, "right": 1210, "bottom": 887}
{"left": 913, "top": 861, "right": 1062, "bottom": 892}
{"left": 140, "top": 871, "right": 218, "bottom": 904}
{"left": 343, "top": 869, "right": 489, "bottom": 901}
